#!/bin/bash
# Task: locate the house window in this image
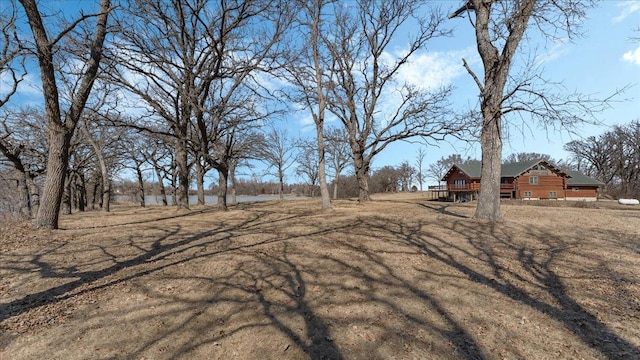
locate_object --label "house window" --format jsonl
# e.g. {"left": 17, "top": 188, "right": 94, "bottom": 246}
{"left": 549, "top": 191, "right": 557, "bottom": 199}
{"left": 529, "top": 176, "right": 538, "bottom": 184}
{"left": 524, "top": 191, "right": 532, "bottom": 198}
{"left": 454, "top": 179, "right": 466, "bottom": 189}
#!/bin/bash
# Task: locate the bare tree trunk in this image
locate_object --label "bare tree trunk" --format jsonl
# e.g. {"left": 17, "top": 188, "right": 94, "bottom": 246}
{"left": 316, "top": 125, "right": 331, "bottom": 209}
{"left": 475, "top": 117, "right": 502, "bottom": 221}
{"left": 61, "top": 173, "right": 72, "bottom": 215}
{"left": 91, "top": 173, "right": 99, "bottom": 210}
{"left": 155, "top": 167, "right": 167, "bottom": 206}
{"left": 15, "top": 169, "right": 31, "bottom": 217}
{"left": 229, "top": 161, "right": 237, "bottom": 205}
{"left": 216, "top": 166, "right": 228, "bottom": 211}
{"left": 76, "top": 172, "right": 86, "bottom": 212}
{"left": 354, "top": 153, "right": 370, "bottom": 202}
{"left": 196, "top": 159, "right": 205, "bottom": 205}
{"left": 27, "top": 175, "right": 39, "bottom": 216}
{"left": 278, "top": 169, "right": 285, "bottom": 200}
{"left": 170, "top": 161, "right": 178, "bottom": 206}
{"left": 333, "top": 177, "right": 339, "bottom": 200}
{"left": 102, "top": 177, "right": 111, "bottom": 212}
{"left": 136, "top": 166, "right": 145, "bottom": 207}
{"left": 175, "top": 139, "right": 189, "bottom": 210}
{"left": 98, "top": 177, "right": 104, "bottom": 209}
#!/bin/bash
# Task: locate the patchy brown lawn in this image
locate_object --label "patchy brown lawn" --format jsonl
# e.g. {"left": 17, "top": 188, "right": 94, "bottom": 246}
{"left": 1, "top": 193, "right": 639, "bottom": 359}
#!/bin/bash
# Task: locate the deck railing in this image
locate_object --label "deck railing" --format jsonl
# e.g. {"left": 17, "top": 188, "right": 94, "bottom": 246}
{"left": 445, "top": 183, "right": 515, "bottom": 191}
{"left": 428, "top": 183, "right": 516, "bottom": 192}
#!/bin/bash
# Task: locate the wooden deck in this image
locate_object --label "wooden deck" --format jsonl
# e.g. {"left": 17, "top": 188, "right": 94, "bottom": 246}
{"left": 442, "top": 184, "right": 515, "bottom": 192}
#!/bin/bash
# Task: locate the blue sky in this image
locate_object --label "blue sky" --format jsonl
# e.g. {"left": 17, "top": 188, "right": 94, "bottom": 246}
{"left": 2, "top": 0, "right": 639, "bottom": 186}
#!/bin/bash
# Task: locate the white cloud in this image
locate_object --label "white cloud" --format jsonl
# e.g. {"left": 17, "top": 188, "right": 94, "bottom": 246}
{"left": 389, "top": 47, "right": 477, "bottom": 91}
{"left": 622, "top": 45, "right": 640, "bottom": 65}
{"left": 613, "top": 1, "right": 640, "bottom": 23}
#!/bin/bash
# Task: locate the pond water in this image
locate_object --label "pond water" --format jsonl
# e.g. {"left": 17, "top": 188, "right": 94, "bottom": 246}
{"left": 114, "top": 194, "right": 307, "bottom": 205}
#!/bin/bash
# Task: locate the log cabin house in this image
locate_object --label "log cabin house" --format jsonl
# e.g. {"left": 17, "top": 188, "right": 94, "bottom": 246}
{"left": 441, "top": 159, "right": 603, "bottom": 202}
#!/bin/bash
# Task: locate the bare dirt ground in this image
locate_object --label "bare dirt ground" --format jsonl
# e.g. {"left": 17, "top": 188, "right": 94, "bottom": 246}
{"left": 1, "top": 193, "right": 639, "bottom": 359}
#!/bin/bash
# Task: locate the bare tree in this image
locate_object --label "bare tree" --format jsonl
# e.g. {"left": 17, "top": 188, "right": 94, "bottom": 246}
{"left": 142, "top": 135, "right": 173, "bottom": 206}
{"left": 18, "top": 0, "right": 111, "bottom": 229}
{"left": 63, "top": 135, "right": 96, "bottom": 214}
{"left": 256, "top": 126, "right": 296, "bottom": 200}
{"left": 80, "top": 86, "right": 129, "bottom": 212}
{"left": 107, "top": 0, "right": 201, "bottom": 210}
{"left": 325, "top": 126, "right": 351, "bottom": 199}
{"left": 415, "top": 148, "right": 427, "bottom": 191}
{"left": 397, "top": 161, "right": 416, "bottom": 192}
{"left": 448, "top": 0, "right": 622, "bottom": 222}
{"left": 281, "top": 0, "right": 334, "bottom": 209}
{"left": 324, "top": 0, "right": 463, "bottom": 202}
{"left": 122, "top": 130, "right": 149, "bottom": 207}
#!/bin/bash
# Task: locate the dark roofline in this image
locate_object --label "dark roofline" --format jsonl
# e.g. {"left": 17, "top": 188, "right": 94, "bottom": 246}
{"left": 442, "top": 159, "right": 571, "bottom": 181}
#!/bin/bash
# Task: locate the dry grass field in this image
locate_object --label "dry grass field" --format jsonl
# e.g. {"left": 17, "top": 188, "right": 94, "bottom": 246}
{"left": 1, "top": 193, "right": 639, "bottom": 359}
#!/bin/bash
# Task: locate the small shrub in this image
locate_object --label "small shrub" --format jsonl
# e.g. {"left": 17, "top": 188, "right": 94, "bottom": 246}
{"left": 571, "top": 200, "right": 596, "bottom": 209}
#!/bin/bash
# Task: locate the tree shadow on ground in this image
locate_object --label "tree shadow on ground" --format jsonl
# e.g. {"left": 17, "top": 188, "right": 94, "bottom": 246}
{"left": 0, "top": 206, "right": 311, "bottom": 323}
{"left": 1, "top": 203, "right": 489, "bottom": 359}
{"left": 418, "top": 203, "right": 469, "bottom": 219}
{"left": 358, "top": 215, "right": 639, "bottom": 359}
{"left": 1, "top": 200, "right": 638, "bottom": 359}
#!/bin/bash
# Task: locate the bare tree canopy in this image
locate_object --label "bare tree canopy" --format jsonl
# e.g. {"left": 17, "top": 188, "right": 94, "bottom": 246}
{"left": 256, "top": 126, "right": 296, "bottom": 200}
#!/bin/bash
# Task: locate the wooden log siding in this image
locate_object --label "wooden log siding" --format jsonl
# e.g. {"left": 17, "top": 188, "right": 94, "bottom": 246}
{"left": 517, "top": 171, "right": 565, "bottom": 199}
{"left": 565, "top": 186, "right": 599, "bottom": 199}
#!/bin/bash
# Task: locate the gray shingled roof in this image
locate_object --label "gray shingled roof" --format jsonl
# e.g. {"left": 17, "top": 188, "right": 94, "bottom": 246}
{"left": 566, "top": 170, "right": 604, "bottom": 186}
{"left": 447, "top": 160, "right": 601, "bottom": 186}
{"left": 454, "top": 159, "right": 549, "bottom": 178}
